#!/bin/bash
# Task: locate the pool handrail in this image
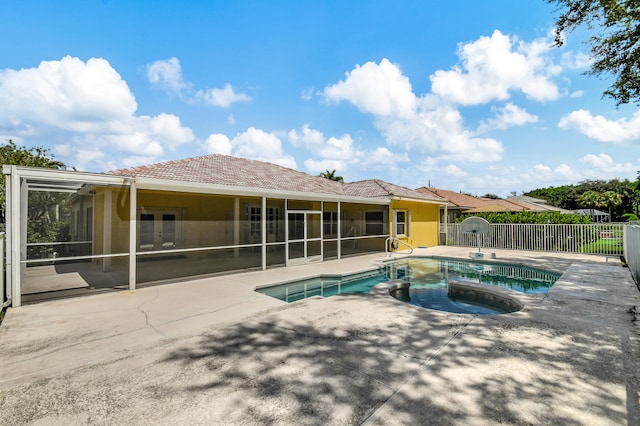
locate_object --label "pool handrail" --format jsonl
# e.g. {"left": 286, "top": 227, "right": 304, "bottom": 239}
{"left": 385, "top": 237, "right": 414, "bottom": 257}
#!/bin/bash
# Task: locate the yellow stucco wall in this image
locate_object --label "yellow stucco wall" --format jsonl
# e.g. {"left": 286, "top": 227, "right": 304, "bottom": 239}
{"left": 91, "top": 186, "right": 438, "bottom": 254}
{"left": 94, "top": 188, "right": 276, "bottom": 253}
{"left": 389, "top": 199, "right": 440, "bottom": 248}
{"left": 93, "top": 187, "right": 131, "bottom": 255}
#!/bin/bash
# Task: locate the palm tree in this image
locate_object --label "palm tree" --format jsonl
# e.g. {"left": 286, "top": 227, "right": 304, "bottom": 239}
{"left": 319, "top": 169, "right": 344, "bottom": 182}
{"left": 577, "top": 190, "right": 603, "bottom": 221}
{"left": 601, "top": 191, "right": 623, "bottom": 222}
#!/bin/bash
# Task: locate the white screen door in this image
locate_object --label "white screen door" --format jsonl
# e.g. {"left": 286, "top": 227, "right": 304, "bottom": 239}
{"left": 287, "top": 211, "right": 322, "bottom": 265}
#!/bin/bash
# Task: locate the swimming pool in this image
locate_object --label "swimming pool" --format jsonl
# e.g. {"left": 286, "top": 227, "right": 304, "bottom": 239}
{"left": 255, "top": 257, "right": 560, "bottom": 315}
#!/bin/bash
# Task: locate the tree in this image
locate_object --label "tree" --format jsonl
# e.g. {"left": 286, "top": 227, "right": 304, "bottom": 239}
{"left": 481, "top": 193, "right": 500, "bottom": 199}
{"left": 577, "top": 190, "right": 604, "bottom": 219}
{"left": 0, "top": 139, "right": 65, "bottom": 235}
{"left": 319, "top": 169, "right": 344, "bottom": 182}
{"left": 0, "top": 140, "right": 65, "bottom": 203}
{"left": 525, "top": 179, "right": 633, "bottom": 218}
{"left": 549, "top": 0, "right": 640, "bottom": 105}
{"left": 601, "top": 190, "right": 623, "bottom": 222}
{"left": 629, "top": 171, "right": 640, "bottom": 217}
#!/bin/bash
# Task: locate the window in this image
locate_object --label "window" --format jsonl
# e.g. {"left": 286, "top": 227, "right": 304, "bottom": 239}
{"left": 323, "top": 211, "right": 338, "bottom": 236}
{"left": 246, "top": 205, "right": 281, "bottom": 240}
{"left": 248, "top": 206, "right": 261, "bottom": 237}
{"left": 394, "top": 210, "right": 409, "bottom": 237}
{"left": 365, "top": 211, "right": 385, "bottom": 235}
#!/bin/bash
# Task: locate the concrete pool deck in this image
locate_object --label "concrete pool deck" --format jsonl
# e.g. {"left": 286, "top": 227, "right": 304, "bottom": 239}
{"left": 1, "top": 247, "right": 639, "bottom": 425}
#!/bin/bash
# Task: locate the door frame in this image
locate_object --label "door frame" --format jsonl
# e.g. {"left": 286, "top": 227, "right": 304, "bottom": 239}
{"left": 137, "top": 208, "right": 181, "bottom": 251}
{"left": 286, "top": 210, "right": 322, "bottom": 266}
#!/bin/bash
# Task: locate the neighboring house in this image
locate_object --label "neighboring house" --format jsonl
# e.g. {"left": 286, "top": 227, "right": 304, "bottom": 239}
{"left": 3, "top": 154, "right": 446, "bottom": 307}
{"left": 572, "top": 208, "right": 609, "bottom": 223}
{"left": 415, "top": 187, "right": 525, "bottom": 223}
{"left": 416, "top": 188, "right": 574, "bottom": 222}
{"left": 505, "top": 195, "right": 574, "bottom": 214}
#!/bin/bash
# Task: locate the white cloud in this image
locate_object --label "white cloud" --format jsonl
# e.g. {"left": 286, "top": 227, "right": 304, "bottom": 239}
{"left": 143, "top": 113, "right": 194, "bottom": 145}
{"left": 0, "top": 56, "right": 136, "bottom": 133}
{"left": 561, "top": 51, "right": 592, "bottom": 70}
{"left": 205, "top": 127, "right": 296, "bottom": 169}
{"left": 0, "top": 56, "right": 196, "bottom": 171}
{"left": 146, "top": 57, "right": 186, "bottom": 94}
{"left": 558, "top": 109, "right": 640, "bottom": 143}
{"left": 324, "top": 58, "right": 417, "bottom": 119}
{"left": 323, "top": 60, "right": 505, "bottom": 164}
{"left": 288, "top": 124, "right": 354, "bottom": 160}
{"left": 444, "top": 164, "right": 468, "bottom": 177}
{"left": 195, "top": 83, "right": 251, "bottom": 107}
{"left": 438, "top": 132, "right": 504, "bottom": 162}
{"left": 300, "top": 86, "right": 315, "bottom": 101}
{"left": 478, "top": 103, "right": 538, "bottom": 132}
{"left": 287, "top": 124, "right": 410, "bottom": 178}
{"left": 147, "top": 58, "right": 251, "bottom": 107}
{"left": 455, "top": 162, "right": 581, "bottom": 197}
{"left": 361, "top": 147, "right": 409, "bottom": 165}
{"left": 205, "top": 133, "right": 232, "bottom": 155}
{"left": 320, "top": 135, "right": 355, "bottom": 160}
{"left": 304, "top": 159, "right": 347, "bottom": 173}
{"left": 430, "top": 30, "right": 560, "bottom": 105}
{"left": 580, "top": 153, "right": 636, "bottom": 174}
{"left": 54, "top": 142, "right": 102, "bottom": 167}
{"left": 287, "top": 124, "right": 325, "bottom": 147}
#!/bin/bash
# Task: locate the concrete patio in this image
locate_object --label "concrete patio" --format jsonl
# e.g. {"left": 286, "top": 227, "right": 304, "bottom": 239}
{"left": 0, "top": 247, "right": 639, "bottom": 425}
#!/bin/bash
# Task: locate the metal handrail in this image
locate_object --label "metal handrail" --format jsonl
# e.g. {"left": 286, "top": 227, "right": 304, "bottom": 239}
{"left": 385, "top": 237, "right": 414, "bottom": 257}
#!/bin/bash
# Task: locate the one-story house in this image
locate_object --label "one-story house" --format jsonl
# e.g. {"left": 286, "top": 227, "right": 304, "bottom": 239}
{"left": 3, "top": 154, "right": 446, "bottom": 307}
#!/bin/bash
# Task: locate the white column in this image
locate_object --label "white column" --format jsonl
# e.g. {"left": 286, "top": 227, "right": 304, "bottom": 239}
{"left": 8, "top": 169, "right": 23, "bottom": 307}
{"left": 233, "top": 197, "right": 240, "bottom": 258}
{"left": 261, "top": 196, "right": 266, "bottom": 270}
{"left": 102, "top": 190, "right": 112, "bottom": 271}
{"left": 337, "top": 202, "right": 341, "bottom": 259}
{"left": 128, "top": 182, "right": 137, "bottom": 290}
{"left": 4, "top": 170, "right": 13, "bottom": 306}
{"left": 19, "top": 177, "right": 27, "bottom": 289}
{"left": 444, "top": 204, "right": 448, "bottom": 245}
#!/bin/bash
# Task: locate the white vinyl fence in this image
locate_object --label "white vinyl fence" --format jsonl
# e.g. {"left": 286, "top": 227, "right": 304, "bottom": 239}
{"left": 0, "top": 232, "right": 6, "bottom": 309}
{"left": 446, "top": 223, "right": 625, "bottom": 256}
{"left": 624, "top": 223, "right": 640, "bottom": 285}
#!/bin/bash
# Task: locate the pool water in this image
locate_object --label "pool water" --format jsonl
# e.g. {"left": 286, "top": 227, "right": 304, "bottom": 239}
{"left": 256, "top": 257, "right": 560, "bottom": 314}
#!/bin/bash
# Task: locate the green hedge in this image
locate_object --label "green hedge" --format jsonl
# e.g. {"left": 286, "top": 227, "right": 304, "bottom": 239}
{"left": 456, "top": 211, "right": 591, "bottom": 224}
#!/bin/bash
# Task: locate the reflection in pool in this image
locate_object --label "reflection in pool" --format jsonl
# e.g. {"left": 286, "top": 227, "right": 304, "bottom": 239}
{"left": 255, "top": 257, "right": 560, "bottom": 315}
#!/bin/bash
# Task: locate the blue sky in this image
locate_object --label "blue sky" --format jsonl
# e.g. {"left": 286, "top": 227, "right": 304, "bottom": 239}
{"left": 1, "top": 0, "right": 639, "bottom": 197}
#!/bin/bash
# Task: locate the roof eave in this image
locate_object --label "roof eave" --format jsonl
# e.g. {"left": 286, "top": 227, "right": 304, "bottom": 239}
{"left": 390, "top": 195, "right": 448, "bottom": 205}
{"left": 134, "top": 176, "right": 391, "bottom": 204}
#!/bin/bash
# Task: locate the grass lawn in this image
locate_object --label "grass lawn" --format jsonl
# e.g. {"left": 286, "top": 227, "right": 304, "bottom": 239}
{"left": 581, "top": 237, "right": 623, "bottom": 254}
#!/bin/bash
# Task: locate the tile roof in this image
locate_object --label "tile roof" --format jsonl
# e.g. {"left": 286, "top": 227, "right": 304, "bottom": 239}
{"left": 415, "top": 187, "right": 492, "bottom": 208}
{"left": 506, "top": 196, "right": 573, "bottom": 213}
{"left": 109, "top": 154, "right": 345, "bottom": 195}
{"left": 344, "top": 179, "right": 446, "bottom": 202}
{"left": 462, "top": 203, "right": 523, "bottom": 213}
{"left": 416, "top": 187, "right": 576, "bottom": 214}
{"left": 109, "top": 154, "right": 443, "bottom": 202}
